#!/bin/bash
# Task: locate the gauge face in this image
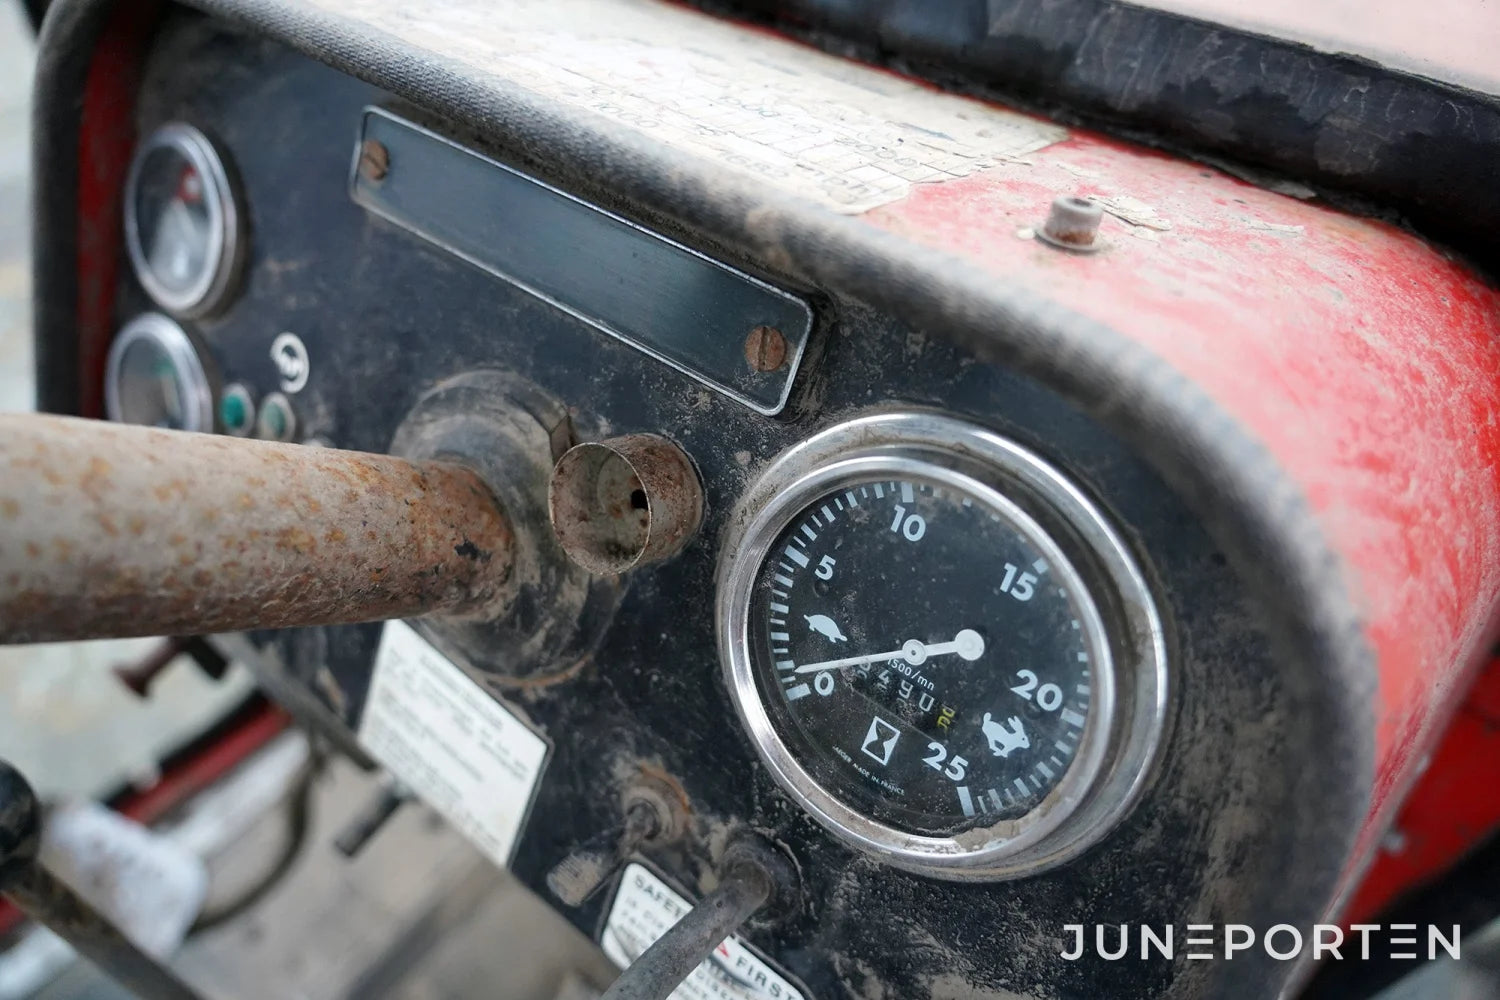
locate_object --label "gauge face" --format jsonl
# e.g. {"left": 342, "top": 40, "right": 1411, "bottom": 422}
{"left": 125, "top": 123, "right": 241, "bottom": 316}
{"left": 719, "top": 414, "right": 1170, "bottom": 879}
{"left": 749, "top": 475, "right": 1099, "bottom": 837}
{"left": 105, "top": 313, "right": 214, "bottom": 432}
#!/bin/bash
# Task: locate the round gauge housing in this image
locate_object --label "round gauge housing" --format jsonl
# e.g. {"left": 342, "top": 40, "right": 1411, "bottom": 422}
{"left": 104, "top": 313, "right": 214, "bottom": 433}
{"left": 718, "top": 413, "right": 1169, "bottom": 880}
{"left": 124, "top": 122, "right": 243, "bottom": 317}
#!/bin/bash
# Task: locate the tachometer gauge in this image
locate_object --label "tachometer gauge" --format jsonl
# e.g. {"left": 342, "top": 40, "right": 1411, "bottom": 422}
{"left": 718, "top": 413, "right": 1169, "bottom": 879}
{"left": 104, "top": 313, "right": 214, "bottom": 433}
{"left": 124, "top": 122, "right": 243, "bottom": 316}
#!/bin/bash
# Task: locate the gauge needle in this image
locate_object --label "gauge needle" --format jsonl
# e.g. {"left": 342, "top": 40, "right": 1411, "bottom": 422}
{"left": 795, "top": 629, "right": 984, "bottom": 673}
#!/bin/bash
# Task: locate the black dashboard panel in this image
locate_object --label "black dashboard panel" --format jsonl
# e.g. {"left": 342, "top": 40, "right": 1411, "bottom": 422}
{"left": 117, "top": 13, "right": 1345, "bottom": 999}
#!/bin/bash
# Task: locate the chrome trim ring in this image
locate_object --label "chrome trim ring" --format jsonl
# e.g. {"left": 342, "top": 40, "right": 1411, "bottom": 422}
{"left": 716, "top": 412, "right": 1170, "bottom": 880}
{"left": 104, "top": 313, "right": 214, "bottom": 433}
{"left": 124, "top": 122, "right": 243, "bottom": 317}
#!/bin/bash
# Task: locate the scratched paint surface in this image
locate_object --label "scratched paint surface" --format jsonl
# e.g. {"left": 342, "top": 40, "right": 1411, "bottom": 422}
{"left": 864, "top": 133, "right": 1500, "bottom": 861}
{"left": 301, "top": 0, "right": 1066, "bottom": 213}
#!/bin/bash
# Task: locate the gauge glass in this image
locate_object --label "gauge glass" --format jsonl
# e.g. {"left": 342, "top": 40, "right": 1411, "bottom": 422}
{"left": 750, "top": 474, "right": 1101, "bottom": 836}
{"left": 125, "top": 123, "right": 241, "bottom": 316}
{"left": 104, "top": 313, "right": 214, "bottom": 432}
{"left": 719, "top": 415, "right": 1169, "bottom": 879}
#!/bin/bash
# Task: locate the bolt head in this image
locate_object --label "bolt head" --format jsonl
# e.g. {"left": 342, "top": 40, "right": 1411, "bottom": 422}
{"left": 744, "top": 325, "right": 789, "bottom": 372}
{"left": 358, "top": 140, "right": 390, "bottom": 182}
{"left": 1039, "top": 195, "right": 1104, "bottom": 252}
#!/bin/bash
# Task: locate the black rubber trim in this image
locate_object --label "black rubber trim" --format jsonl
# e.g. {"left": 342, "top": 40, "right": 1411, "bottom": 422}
{"left": 693, "top": 0, "right": 1500, "bottom": 271}
{"left": 30, "top": 0, "right": 114, "bottom": 415}
{"left": 32, "top": 2, "right": 1377, "bottom": 989}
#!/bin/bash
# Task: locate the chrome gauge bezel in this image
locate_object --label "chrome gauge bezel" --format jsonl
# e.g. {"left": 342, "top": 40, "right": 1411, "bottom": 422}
{"left": 104, "top": 312, "right": 215, "bottom": 433}
{"left": 124, "top": 122, "right": 243, "bottom": 317}
{"left": 717, "top": 413, "right": 1170, "bottom": 880}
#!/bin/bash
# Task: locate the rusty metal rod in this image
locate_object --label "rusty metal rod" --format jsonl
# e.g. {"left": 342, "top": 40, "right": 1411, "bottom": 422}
{"left": 599, "top": 850, "right": 775, "bottom": 1000}
{"left": 4, "top": 860, "right": 209, "bottom": 1000}
{"left": 0, "top": 761, "right": 207, "bottom": 1000}
{"left": 0, "top": 414, "right": 515, "bottom": 643}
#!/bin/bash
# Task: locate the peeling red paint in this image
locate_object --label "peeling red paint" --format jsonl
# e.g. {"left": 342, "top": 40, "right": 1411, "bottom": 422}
{"left": 868, "top": 131, "right": 1500, "bottom": 913}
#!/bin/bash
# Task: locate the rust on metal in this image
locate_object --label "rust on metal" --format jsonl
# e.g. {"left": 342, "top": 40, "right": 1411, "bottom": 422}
{"left": 743, "top": 324, "right": 789, "bottom": 373}
{"left": 0, "top": 414, "right": 515, "bottom": 643}
{"left": 357, "top": 138, "right": 390, "bottom": 182}
{"left": 623, "top": 767, "right": 690, "bottom": 842}
{"left": 112, "top": 636, "right": 188, "bottom": 697}
{"left": 547, "top": 434, "right": 703, "bottom": 575}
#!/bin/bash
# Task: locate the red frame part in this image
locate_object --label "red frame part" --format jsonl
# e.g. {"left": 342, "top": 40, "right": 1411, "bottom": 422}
{"left": 862, "top": 127, "right": 1500, "bottom": 914}
{"left": 1345, "top": 653, "right": 1500, "bottom": 922}
{"left": 73, "top": 0, "right": 160, "bottom": 418}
